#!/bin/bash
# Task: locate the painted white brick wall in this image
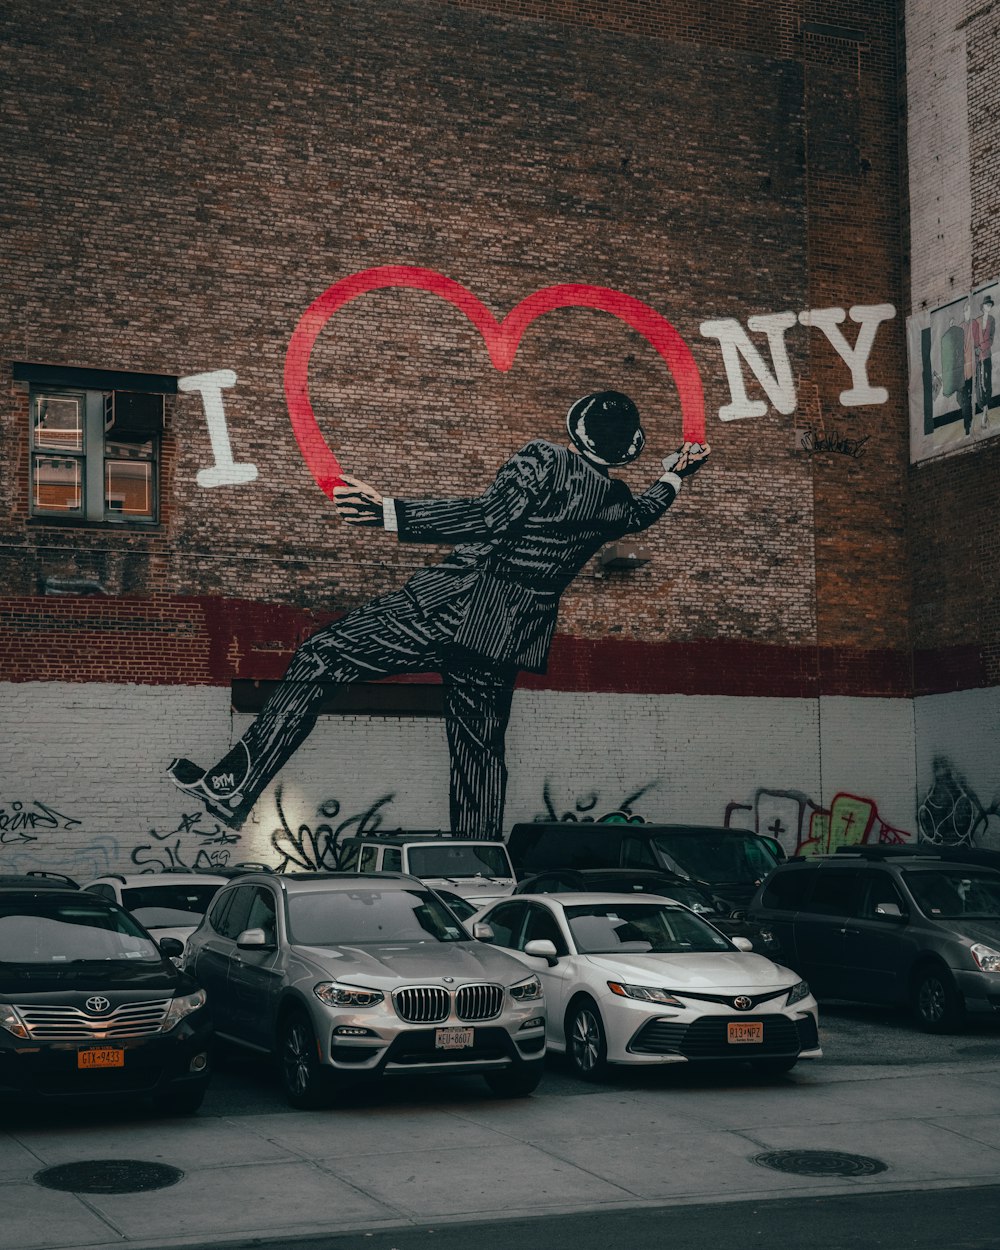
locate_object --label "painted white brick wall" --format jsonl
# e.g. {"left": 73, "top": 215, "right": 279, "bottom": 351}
{"left": 914, "top": 687, "right": 1000, "bottom": 849}
{"left": 1, "top": 681, "right": 925, "bottom": 875}
{"left": 906, "top": 0, "right": 972, "bottom": 312}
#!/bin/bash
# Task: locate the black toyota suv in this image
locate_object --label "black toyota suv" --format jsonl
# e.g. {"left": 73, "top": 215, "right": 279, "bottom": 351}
{"left": 0, "top": 882, "right": 212, "bottom": 1111}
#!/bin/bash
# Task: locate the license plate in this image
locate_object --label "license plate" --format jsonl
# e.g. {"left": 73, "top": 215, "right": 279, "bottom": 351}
{"left": 727, "top": 1021, "right": 764, "bottom": 1045}
{"left": 435, "top": 1027, "right": 474, "bottom": 1050}
{"left": 78, "top": 1048, "right": 125, "bottom": 1069}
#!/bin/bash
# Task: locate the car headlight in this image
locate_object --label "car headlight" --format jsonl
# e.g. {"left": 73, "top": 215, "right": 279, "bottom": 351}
{"left": 509, "top": 975, "right": 542, "bottom": 1001}
{"left": 971, "top": 943, "right": 1000, "bottom": 973}
{"left": 608, "top": 981, "right": 684, "bottom": 1006}
{"left": 161, "top": 988, "right": 207, "bottom": 1031}
{"left": 0, "top": 1004, "right": 29, "bottom": 1039}
{"left": 786, "top": 980, "right": 811, "bottom": 1006}
{"left": 313, "top": 982, "right": 385, "bottom": 1008}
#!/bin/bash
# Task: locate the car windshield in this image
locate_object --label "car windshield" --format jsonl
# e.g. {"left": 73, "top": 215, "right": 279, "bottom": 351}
{"left": 407, "top": 844, "right": 512, "bottom": 879}
{"left": 288, "top": 888, "right": 467, "bottom": 945}
{"left": 0, "top": 898, "right": 161, "bottom": 963}
{"left": 121, "top": 884, "right": 221, "bottom": 926}
{"left": 903, "top": 870, "right": 1000, "bottom": 919}
{"left": 653, "top": 832, "right": 778, "bottom": 885}
{"left": 565, "top": 902, "right": 735, "bottom": 955}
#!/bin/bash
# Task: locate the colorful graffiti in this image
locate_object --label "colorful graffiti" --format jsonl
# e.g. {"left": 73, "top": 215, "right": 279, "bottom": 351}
{"left": 725, "top": 788, "right": 913, "bottom": 857}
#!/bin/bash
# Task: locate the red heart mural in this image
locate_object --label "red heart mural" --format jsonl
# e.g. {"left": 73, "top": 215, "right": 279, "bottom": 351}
{"left": 284, "top": 265, "right": 706, "bottom": 498}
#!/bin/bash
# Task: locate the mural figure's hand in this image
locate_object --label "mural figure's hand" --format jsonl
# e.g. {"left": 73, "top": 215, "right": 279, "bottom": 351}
{"left": 334, "top": 475, "right": 385, "bottom": 526}
{"left": 663, "top": 441, "right": 711, "bottom": 478}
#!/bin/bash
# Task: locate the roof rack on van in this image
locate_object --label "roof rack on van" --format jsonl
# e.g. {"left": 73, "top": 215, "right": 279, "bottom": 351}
{"left": 27, "top": 870, "right": 80, "bottom": 887}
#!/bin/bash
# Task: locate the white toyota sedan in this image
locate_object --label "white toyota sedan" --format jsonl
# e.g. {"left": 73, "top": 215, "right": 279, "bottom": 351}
{"left": 472, "top": 893, "right": 821, "bottom": 1080}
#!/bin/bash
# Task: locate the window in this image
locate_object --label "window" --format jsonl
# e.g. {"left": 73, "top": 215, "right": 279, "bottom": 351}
{"left": 860, "top": 872, "right": 907, "bottom": 920}
{"left": 244, "top": 888, "right": 278, "bottom": 943}
{"left": 521, "top": 904, "right": 567, "bottom": 954}
{"left": 760, "top": 868, "right": 818, "bottom": 910}
{"left": 30, "top": 387, "right": 161, "bottom": 522}
{"left": 16, "top": 363, "right": 173, "bottom": 524}
{"left": 483, "top": 902, "right": 527, "bottom": 949}
{"left": 622, "top": 836, "right": 658, "bottom": 869}
{"left": 799, "top": 868, "right": 864, "bottom": 917}
{"left": 359, "top": 846, "right": 379, "bottom": 872}
{"left": 382, "top": 848, "right": 402, "bottom": 872}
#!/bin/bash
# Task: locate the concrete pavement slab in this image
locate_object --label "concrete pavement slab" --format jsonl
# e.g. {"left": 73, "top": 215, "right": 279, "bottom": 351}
{"left": 527, "top": 1124, "right": 848, "bottom": 1202}
{"left": 0, "top": 1180, "right": 119, "bottom": 1249}
{"left": 928, "top": 1113, "right": 1000, "bottom": 1151}
{"left": 238, "top": 1104, "right": 514, "bottom": 1159}
{"left": 10, "top": 1115, "right": 297, "bottom": 1169}
{"left": 746, "top": 1115, "right": 1000, "bottom": 1184}
{"left": 0, "top": 1134, "right": 51, "bottom": 1178}
{"left": 78, "top": 1159, "right": 397, "bottom": 1243}
{"left": 320, "top": 1140, "right": 636, "bottom": 1219}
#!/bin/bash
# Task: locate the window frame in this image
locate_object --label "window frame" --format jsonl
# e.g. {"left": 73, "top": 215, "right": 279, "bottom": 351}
{"left": 28, "top": 383, "right": 161, "bottom": 525}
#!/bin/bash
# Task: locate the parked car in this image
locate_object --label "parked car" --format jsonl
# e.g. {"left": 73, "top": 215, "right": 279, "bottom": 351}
{"left": 0, "top": 881, "right": 211, "bottom": 1111}
{"left": 82, "top": 872, "right": 229, "bottom": 953}
{"left": 505, "top": 822, "right": 782, "bottom": 911}
{"left": 472, "top": 892, "right": 819, "bottom": 1080}
{"left": 514, "top": 868, "right": 779, "bottom": 954}
{"left": 337, "top": 832, "right": 516, "bottom": 908}
{"left": 748, "top": 847, "right": 1000, "bottom": 1031}
{"left": 182, "top": 871, "right": 546, "bottom": 1107}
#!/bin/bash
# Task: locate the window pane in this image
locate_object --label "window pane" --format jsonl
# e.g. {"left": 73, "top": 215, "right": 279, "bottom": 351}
{"left": 105, "top": 455, "right": 153, "bottom": 517}
{"left": 33, "top": 455, "right": 82, "bottom": 510}
{"left": 34, "top": 394, "right": 83, "bottom": 451}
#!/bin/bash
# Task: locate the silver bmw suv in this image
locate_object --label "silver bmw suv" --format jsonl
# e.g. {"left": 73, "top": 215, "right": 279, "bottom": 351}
{"left": 183, "top": 871, "right": 546, "bottom": 1107}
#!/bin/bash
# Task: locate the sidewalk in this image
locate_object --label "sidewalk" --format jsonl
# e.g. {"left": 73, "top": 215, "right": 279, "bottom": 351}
{"left": 5, "top": 1058, "right": 1000, "bottom": 1250}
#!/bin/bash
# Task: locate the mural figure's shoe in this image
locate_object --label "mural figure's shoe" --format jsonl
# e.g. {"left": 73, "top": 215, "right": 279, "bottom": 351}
{"left": 166, "top": 744, "right": 254, "bottom": 831}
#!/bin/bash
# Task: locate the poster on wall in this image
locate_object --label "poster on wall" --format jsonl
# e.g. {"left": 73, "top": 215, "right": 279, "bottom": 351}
{"left": 907, "top": 281, "right": 999, "bottom": 464}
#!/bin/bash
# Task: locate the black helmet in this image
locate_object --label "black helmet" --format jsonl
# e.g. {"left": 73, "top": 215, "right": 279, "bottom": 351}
{"left": 566, "top": 391, "right": 645, "bottom": 467}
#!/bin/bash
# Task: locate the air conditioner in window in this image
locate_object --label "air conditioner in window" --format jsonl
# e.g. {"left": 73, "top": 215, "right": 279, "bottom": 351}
{"left": 104, "top": 391, "right": 164, "bottom": 439}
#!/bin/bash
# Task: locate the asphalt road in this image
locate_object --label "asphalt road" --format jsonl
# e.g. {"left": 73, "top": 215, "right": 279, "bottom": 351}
{"left": 190, "top": 1186, "right": 1000, "bottom": 1250}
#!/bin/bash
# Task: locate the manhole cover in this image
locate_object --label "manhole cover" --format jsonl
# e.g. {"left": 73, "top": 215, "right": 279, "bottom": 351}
{"left": 751, "top": 1149, "right": 888, "bottom": 1177}
{"left": 34, "top": 1160, "right": 184, "bottom": 1194}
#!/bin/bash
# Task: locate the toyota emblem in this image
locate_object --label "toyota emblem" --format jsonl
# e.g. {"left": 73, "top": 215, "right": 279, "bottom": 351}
{"left": 85, "top": 996, "right": 111, "bottom": 1014}
{"left": 733, "top": 995, "right": 753, "bottom": 1011}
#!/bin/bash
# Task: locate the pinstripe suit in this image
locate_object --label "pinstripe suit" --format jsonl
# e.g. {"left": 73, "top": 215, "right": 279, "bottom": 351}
{"left": 204, "top": 441, "right": 680, "bottom": 837}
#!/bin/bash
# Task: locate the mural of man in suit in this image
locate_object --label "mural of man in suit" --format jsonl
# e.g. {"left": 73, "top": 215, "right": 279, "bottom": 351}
{"left": 168, "top": 391, "right": 710, "bottom": 837}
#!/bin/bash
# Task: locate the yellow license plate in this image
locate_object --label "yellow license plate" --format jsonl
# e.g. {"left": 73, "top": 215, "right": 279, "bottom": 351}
{"left": 727, "top": 1021, "right": 764, "bottom": 1045}
{"left": 435, "top": 1027, "right": 474, "bottom": 1050}
{"left": 78, "top": 1048, "right": 125, "bottom": 1069}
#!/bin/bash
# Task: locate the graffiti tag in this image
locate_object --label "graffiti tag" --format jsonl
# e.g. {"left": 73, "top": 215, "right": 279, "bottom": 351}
{"left": 270, "top": 787, "right": 395, "bottom": 872}
{"left": 0, "top": 800, "right": 82, "bottom": 843}
{"left": 130, "top": 811, "right": 242, "bottom": 873}
{"left": 535, "top": 779, "right": 655, "bottom": 825}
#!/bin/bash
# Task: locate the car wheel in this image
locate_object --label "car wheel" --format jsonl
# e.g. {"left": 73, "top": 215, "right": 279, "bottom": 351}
{"left": 484, "top": 1062, "right": 544, "bottom": 1098}
{"left": 751, "top": 1057, "right": 797, "bottom": 1076}
{"left": 278, "top": 1010, "right": 332, "bottom": 1109}
{"left": 912, "top": 963, "right": 966, "bottom": 1033}
{"left": 566, "top": 998, "right": 608, "bottom": 1081}
{"left": 152, "top": 1083, "right": 206, "bottom": 1116}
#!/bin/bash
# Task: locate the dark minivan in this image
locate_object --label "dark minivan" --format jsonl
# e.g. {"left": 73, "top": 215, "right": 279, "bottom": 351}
{"left": 505, "top": 823, "right": 782, "bottom": 912}
{"left": 748, "top": 847, "right": 1000, "bottom": 1031}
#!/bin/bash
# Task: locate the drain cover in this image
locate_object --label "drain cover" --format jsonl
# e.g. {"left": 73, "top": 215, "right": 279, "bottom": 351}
{"left": 34, "top": 1160, "right": 184, "bottom": 1194}
{"left": 752, "top": 1149, "right": 888, "bottom": 1177}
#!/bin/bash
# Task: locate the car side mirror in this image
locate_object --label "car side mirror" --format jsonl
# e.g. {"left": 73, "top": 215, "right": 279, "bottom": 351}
{"left": 524, "top": 938, "right": 559, "bottom": 965}
{"left": 158, "top": 936, "right": 184, "bottom": 959}
{"left": 874, "top": 902, "right": 904, "bottom": 921}
{"left": 236, "top": 927, "right": 273, "bottom": 950}
{"left": 730, "top": 936, "right": 754, "bottom": 952}
{"left": 472, "top": 921, "right": 495, "bottom": 942}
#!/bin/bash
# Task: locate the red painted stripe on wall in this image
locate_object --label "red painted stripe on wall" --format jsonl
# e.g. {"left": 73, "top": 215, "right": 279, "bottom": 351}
{"left": 0, "top": 595, "right": 987, "bottom": 698}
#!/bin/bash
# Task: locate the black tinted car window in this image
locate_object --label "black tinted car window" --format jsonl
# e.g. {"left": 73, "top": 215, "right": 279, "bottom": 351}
{"left": 759, "top": 868, "right": 818, "bottom": 910}
{"left": 860, "top": 872, "right": 907, "bottom": 919}
{"left": 212, "top": 886, "right": 254, "bottom": 940}
{"left": 652, "top": 832, "right": 778, "bottom": 884}
{"left": 484, "top": 902, "right": 527, "bottom": 948}
{"left": 622, "top": 837, "right": 658, "bottom": 869}
{"left": 799, "top": 868, "right": 864, "bottom": 917}
{"left": 521, "top": 904, "right": 567, "bottom": 954}
{"left": 245, "top": 888, "right": 278, "bottom": 942}
{"left": 904, "top": 869, "right": 1000, "bottom": 919}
